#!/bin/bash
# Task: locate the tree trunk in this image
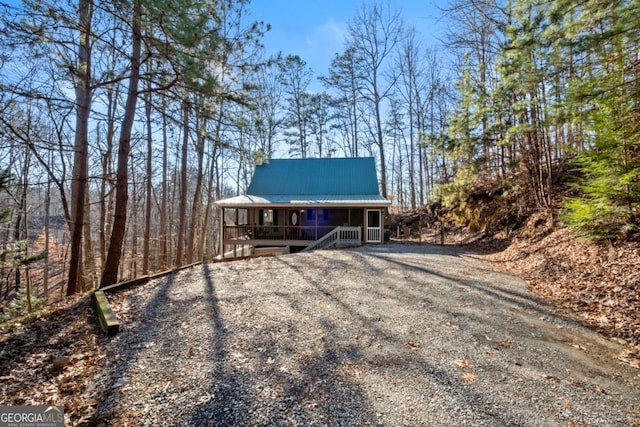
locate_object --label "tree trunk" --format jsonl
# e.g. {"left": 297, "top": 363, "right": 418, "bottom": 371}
{"left": 159, "top": 94, "right": 169, "bottom": 268}
{"left": 131, "top": 162, "right": 138, "bottom": 278}
{"left": 143, "top": 83, "right": 152, "bottom": 275}
{"left": 375, "top": 97, "right": 388, "bottom": 198}
{"left": 201, "top": 151, "right": 215, "bottom": 261}
{"left": 82, "top": 184, "right": 96, "bottom": 290}
{"left": 43, "top": 155, "right": 51, "bottom": 299}
{"left": 12, "top": 191, "right": 22, "bottom": 294}
{"left": 175, "top": 98, "right": 189, "bottom": 267}
{"left": 67, "top": 0, "right": 92, "bottom": 295}
{"left": 21, "top": 146, "right": 31, "bottom": 311}
{"left": 100, "top": 0, "right": 142, "bottom": 288}
{"left": 187, "top": 113, "right": 205, "bottom": 263}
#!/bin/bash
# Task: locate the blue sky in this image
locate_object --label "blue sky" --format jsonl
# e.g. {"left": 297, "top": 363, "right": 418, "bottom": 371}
{"left": 249, "top": 0, "right": 447, "bottom": 80}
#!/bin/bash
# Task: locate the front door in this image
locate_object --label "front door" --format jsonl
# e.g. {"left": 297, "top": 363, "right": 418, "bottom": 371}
{"left": 365, "top": 209, "right": 382, "bottom": 243}
{"left": 288, "top": 209, "right": 300, "bottom": 239}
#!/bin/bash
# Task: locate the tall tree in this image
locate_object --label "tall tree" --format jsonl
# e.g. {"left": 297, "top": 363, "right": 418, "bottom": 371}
{"left": 279, "top": 54, "right": 313, "bottom": 158}
{"left": 308, "top": 92, "right": 333, "bottom": 158}
{"left": 100, "top": 0, "right": 142, "bottom": 287}
{"left": 443, "top": 0, "right": 504, "bottom": 177}
{"left": 251, "top": 58, "right": 284, "bottom": 159}
{"left": 561, "top": 0, "right": 640, "bottom": 239}
{"left": 392, "top": 27, "right": 433, "bottom": 208}
{"left": 66, "top": 0, "right": 93, "bottom": 294}
{"left": 143, "top": 64, "right": 153, "bottom": 275}
{"left": 174, "top": 97, "right": 189, "bottom": 268}
{"left": 321, "top": 47, "right": 364, "bottom": 157}
{"left": 347, "top": 2, "right": 404, "bottom": 197}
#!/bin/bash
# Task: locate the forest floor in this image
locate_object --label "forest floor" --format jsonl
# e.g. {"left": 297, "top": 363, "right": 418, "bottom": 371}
{"left": 0, "top": 218, "right": 639, "bottom": 425}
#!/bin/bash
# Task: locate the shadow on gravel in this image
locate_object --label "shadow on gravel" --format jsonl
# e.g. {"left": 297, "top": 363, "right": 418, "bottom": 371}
{"left": 361, "top": 241, "right": 469, "bottom": 256}
{"left": 274, "top": 252, "right": 524, "bottom": 426}
{"left": 95, "top": 244, "right": 639, "bottom": 426}
{"left": 185, "top": 263, "right": 252, "bottom": 425}
{"left": 187, "top": 263, "right": 379, "bottom": 426}
{"left": 361, "top": 246, "right": 551, "bottom": 315}
{"left": 94, "top": 274, "right": 175, "bottom": 425}
{"left": 350, "top": 245, "right": 639, "bottom": 419}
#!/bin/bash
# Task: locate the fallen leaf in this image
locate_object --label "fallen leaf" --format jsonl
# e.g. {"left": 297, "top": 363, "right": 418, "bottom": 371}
{"left": 618, "top": 350, "right": 640, "bottom": 369}
{"left": 462, "top": 373, "right": 477, "bottom": 384}
{"left": 455, "top": 359, "right": 472, "bottom": 369}
{"left": 496, "top": 340, "right": 515, "bottom": 349}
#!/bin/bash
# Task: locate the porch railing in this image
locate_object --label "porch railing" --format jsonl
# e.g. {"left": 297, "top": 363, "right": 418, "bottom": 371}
{"left": 223, "top": 225, "right": 337, "bottom": 242}
{"left": 302, "top": 226, "right": 362, "bottom": 252}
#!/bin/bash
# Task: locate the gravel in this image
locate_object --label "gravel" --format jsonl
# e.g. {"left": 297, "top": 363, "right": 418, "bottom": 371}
{"left": 94, "top": 243, "right": 640, "bottom": 426}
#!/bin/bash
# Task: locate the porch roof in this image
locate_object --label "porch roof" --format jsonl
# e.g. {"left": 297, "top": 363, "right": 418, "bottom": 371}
{"left": 214, "top": 194, "right": 390, "bottom": 208}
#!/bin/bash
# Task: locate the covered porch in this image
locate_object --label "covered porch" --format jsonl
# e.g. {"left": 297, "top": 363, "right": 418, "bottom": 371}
{"left": 218, "top": 206, "right": 385, "bottom": 257}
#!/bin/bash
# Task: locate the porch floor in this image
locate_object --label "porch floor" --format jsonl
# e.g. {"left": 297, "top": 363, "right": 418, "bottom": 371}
{"left": 223, "top": 238, "right": 316, "bottom": 248}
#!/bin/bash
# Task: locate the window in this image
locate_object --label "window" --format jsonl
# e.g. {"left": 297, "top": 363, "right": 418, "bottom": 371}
{"left": 263, "top": 209, "right": 274, "bottom": 226}
{"left": 306, "top": 209, "right": 329, "bottom": 221}
{"left": 367, "top": 210, "right": 380, "bottom": 227}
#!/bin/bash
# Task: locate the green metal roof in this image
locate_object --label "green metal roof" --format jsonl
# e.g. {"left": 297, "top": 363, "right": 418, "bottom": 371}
{"left": 247, "top": 157, "right": 382, "bottom": 196}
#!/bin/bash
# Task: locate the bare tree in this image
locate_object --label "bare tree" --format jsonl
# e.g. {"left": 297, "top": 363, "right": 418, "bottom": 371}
{"left": 346, "top": 1, "right": 404, "bottom": 198}
{"left": 251, "top": 59, "right": 284, "bottom": 159}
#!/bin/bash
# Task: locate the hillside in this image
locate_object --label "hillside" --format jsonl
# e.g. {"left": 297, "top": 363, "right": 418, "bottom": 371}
{"left": 0, "top": 296, "right": 107, "bottom": 424}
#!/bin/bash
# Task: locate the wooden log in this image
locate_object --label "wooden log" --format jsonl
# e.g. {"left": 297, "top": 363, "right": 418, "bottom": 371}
{"left": 93, "top": 290, "right": 120, "bottom": 335}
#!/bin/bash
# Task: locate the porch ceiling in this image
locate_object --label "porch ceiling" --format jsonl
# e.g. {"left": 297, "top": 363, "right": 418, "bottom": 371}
{"left": 214, "top": 194, "right": 391, "bottom": 208}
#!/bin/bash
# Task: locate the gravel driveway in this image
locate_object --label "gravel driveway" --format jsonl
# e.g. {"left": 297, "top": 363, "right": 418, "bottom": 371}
{"left": 96, "top": 243, "right": 640, "bottom": 426}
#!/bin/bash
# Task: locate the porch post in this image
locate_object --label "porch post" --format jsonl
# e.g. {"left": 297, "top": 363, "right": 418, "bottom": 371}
{"left": 218, "top": 207, "right": 224, "bottom": 258}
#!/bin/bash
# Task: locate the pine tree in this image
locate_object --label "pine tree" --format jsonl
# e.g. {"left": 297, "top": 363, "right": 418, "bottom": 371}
{"left": 561, "top": 0, "right": 640, "bottom": 240}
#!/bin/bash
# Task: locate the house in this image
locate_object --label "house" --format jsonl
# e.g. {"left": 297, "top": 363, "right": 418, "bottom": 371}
{"left": 214, "top": 157, "right": 391, "bottom": 257}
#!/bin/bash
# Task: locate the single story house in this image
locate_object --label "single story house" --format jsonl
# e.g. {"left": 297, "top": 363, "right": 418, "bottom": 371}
{"left": 214, "top": 157, "right": 391, "bottom": 257}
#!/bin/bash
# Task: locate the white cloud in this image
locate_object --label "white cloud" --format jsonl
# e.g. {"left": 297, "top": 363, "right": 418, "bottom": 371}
{"left": 316, "top": 19, "right": 348, "bottom": 46}
{"left": 302, "top": 19, "right": 348, "bottom": 74}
